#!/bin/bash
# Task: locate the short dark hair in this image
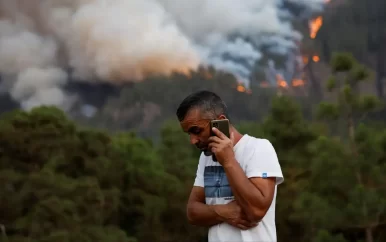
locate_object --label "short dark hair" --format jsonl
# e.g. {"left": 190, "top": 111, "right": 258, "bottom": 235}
{"left": 176, "top": 90, "right": 229, "bottom": 122}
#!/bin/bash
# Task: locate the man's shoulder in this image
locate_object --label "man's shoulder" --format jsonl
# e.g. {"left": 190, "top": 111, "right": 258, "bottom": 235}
{"left": 243, "top": 135, "right": 275, "bottom": 152}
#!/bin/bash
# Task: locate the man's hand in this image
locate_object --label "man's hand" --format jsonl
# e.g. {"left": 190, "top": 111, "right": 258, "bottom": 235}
{"left": 214, "top": 201, "right": 259, "bottom": 230}
{"left": 208, "top": 127, "right": 235, "bottom": 166}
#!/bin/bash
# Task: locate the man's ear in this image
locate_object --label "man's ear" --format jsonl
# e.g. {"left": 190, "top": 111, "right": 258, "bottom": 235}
{"left": 218, "top": 114, "right": 227, "bottom": 120}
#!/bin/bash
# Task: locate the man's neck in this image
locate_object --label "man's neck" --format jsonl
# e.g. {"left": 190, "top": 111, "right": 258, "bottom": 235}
{"left": 230, "top": 126, "right": 244, "bottom": 146}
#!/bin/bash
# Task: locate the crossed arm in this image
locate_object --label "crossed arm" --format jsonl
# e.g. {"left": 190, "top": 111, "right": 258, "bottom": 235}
{"left": 186, "top": 164, "right": 277, "bottom": 227}
{"left": 186, "top": 186, "right": 225, "bottom": 227}
{"left": 223, "top": 159, "right": 277, "bottom": 221}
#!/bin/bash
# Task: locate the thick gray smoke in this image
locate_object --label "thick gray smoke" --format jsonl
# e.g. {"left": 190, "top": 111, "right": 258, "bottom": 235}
{"left": 286, "top": 0, "right": 327, "bottom": 12}
{"left": 0, "top": 0, "right": 326, "bottom": 111}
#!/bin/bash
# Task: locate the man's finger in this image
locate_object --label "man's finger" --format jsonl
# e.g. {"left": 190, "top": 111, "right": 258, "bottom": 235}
{"left": 236, "top": 224, "right": 250, "bottom": 230}
{"left": 212, "top": 127, "right": 227, "bottom": 139}
{"left": 208, "top": 143, "right": 218, "bottom": 152}
{"left": 250, "top": 222, "right": 258, "bottom": 227}
{"left": 208, "top": 136, "right": 222, "bottom": 144}
{"left": 238, "top": 219, "right": 255, "bottom": 227}
{"left": 236, "top": 220, "right": 257, "bottom": 230}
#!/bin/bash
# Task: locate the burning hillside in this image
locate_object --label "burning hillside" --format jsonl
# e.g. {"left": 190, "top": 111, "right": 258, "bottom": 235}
{"left": 258, "top": 0, "right": 331, "bottom": 92}
{"left": 309, "top": 16, "right": 323, "bottom": 39}
{"left": 0, "top": 0, "right": 330, "bottom": 112}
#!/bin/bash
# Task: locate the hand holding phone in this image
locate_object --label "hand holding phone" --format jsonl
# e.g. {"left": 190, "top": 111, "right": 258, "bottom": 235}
{"left": 210, "top": 119, "right": 230, "bottom": 161}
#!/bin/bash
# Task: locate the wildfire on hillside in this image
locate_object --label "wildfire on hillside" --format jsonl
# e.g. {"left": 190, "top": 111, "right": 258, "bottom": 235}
{"left": 276, "top": 74, "right": 288, "bottom": 88}
{"left": 308, "top": 0, "right": 331, "bottom": 39}
{"left": 236, "top": 83, "right": 252, "bottom": 94}
{"left": 303, "top": 56, "right": 309, "bottom": 64}
{"left": 292, "top": 79, "right": 305, "bottom": 87}
{"left": 304, "top": 55, "right": 321, "bottom": 64}
{"left": 237, "top": 85, "right": 246, "bottom": 92}
{"left": 229, "top": 0, "right": 331, "bottom": 93}
{"left": 309, "top": 16, "right": 323, "bottom": 39}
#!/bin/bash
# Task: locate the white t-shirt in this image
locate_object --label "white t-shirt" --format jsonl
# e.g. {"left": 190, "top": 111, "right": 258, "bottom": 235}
{"left": 193, "top": 134, "right": 284, "bottom": 242}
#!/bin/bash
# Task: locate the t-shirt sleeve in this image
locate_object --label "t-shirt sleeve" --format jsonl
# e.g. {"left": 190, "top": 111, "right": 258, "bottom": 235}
{"left": 193, "top": 153, "right": 206, "bottom": 187}
{"left": 245, "top": 139, "right": 284, "bottom": 185}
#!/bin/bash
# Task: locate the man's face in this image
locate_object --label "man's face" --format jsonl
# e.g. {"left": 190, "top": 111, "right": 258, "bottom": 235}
{"left": 180, "top": 108, "right": 213, "bottom": 154}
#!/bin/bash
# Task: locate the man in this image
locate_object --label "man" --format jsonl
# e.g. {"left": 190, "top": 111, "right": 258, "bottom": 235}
{"left": 176, "top": 90, "right": 284, "bottom": 242}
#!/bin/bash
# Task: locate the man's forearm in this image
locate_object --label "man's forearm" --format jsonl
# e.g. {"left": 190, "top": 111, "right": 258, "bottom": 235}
{"left": 187, "top": 202, "right": 224, "bottom": 227}
{"left": 223, "top": 158, "right": 267, "bottom": 221}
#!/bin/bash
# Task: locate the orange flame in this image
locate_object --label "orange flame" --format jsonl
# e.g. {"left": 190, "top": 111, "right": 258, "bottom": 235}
{"left": 292, "top": 79, "right": 305, "bottom": 87}
{"left": 237, "top": 85, "right": 246, "bottom": 92}
{"left": 236, "top": 83, "right": 252, "bottom": 94}
{"left": 303, "top": 56, "right": 309, "bottom": 64}
{"left": 309, "top": 16, "right": 323, "bottom": 39}
{"left": 276, "top": 74, "right": 287, "bottom": 88}
{"left": 256, "top": 78, "right": 306, "bottom": 89}
{"left": 172, "top": 67, "right": 193, "bottom": 78}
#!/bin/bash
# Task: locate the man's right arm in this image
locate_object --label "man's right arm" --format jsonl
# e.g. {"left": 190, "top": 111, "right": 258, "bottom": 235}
{"left": 186, "top": 186, "right": 224, "bottom": 227}
{"left": 186, "top": 186, "right": 258, "bottom": 230}
{"left": 187, "top": 155, "right": 223, "bottom": 227}
{"left": 187, "top": 155, "right": 258, "bottom": 229}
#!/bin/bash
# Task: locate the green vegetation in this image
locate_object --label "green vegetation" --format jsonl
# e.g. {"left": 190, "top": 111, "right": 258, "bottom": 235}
{"left": 1, "top": 53, "right": 385, "bottom": 242}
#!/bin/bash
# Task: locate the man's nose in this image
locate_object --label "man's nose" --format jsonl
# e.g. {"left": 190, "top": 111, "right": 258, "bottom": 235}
{"left": 190, "top": 135, "right": 199, "bottom": 145}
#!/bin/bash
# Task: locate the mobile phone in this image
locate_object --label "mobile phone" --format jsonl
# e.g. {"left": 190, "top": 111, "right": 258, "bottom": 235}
{"left": 210, "top": 119, "right": 230, "bottom": 161}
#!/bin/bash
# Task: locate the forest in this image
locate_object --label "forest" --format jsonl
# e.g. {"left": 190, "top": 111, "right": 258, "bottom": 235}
{"left": 1, "top": 52, "right": 386, "bottom": 242}
{"left": 1, "top": 0, "right": 386, "bottom": 242}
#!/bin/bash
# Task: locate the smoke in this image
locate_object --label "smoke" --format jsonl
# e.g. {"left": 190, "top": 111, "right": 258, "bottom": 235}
{"left": 0, "top": 0, "right": 326, "bottom": 111}
{"left": 285, "top": 0, "right": 327, "bottom": 12}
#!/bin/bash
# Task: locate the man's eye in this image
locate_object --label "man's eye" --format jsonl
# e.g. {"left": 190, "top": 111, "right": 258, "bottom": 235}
{"left": 190, "top": 128, "right": 201, "bottom": 135}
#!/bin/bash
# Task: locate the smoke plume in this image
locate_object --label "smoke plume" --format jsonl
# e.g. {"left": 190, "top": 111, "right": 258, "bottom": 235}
{"left": 0, "top": 0, "right": 326, "bottom": 110}
{"left": 285, "top": 0, "right": 326, "bottom": 12}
